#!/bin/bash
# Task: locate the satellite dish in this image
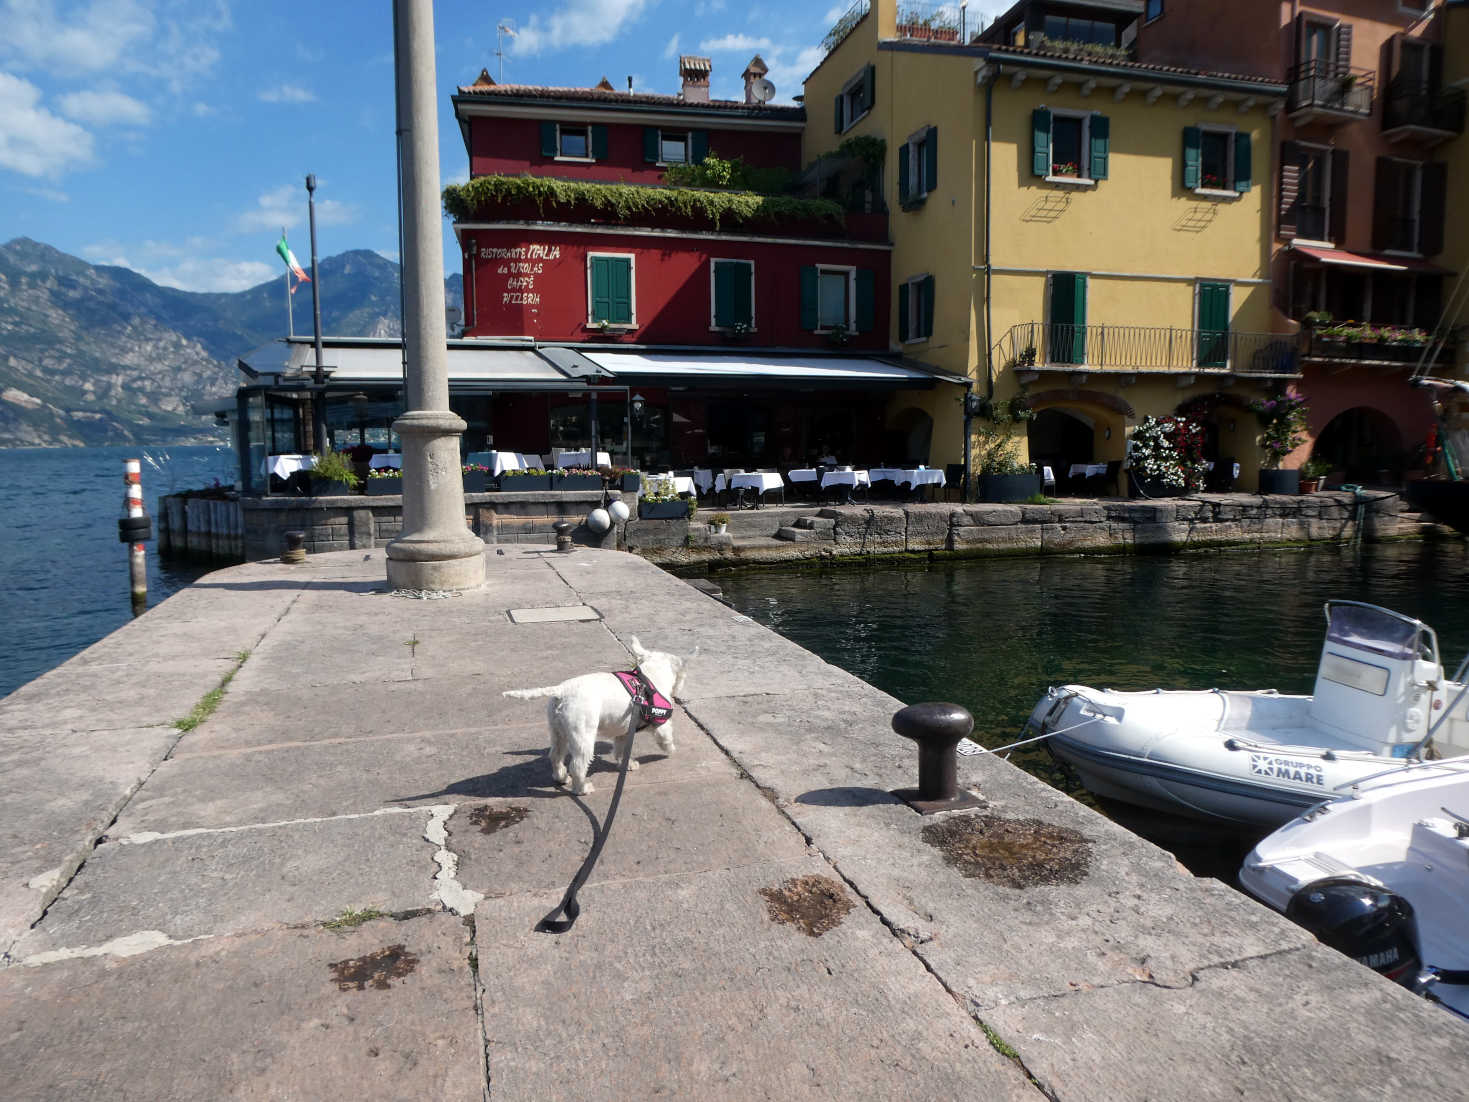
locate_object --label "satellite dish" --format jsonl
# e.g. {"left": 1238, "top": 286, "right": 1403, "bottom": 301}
{"left": 752, "top": 77, "right": 776, "bottom": 103}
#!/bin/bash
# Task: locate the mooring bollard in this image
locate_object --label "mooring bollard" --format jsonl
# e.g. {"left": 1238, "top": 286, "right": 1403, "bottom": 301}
{"left": 281, "top": 529, "right": 307, "bottom": 564}
{"left": 891, "top": 702, "right": 984, "bottom": 814}
{"left": 117, "top": 458, "right": 153, "bottom": 616}
{"left": 553, "top": 520, "right": 575, "bottom": 553}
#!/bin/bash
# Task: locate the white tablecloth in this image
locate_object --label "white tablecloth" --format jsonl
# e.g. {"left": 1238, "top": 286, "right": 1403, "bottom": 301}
{"left": 1068, "top": 463, "right": 1108, "bottom": 479}
{"left": 644, "top": 474, "right": 696, "bottom": 497}
{"left": 553, "top": 449, "right": 612, "bottom": 469}
{"left": 787, "top": 468, "right": 819, "bottom": 483}
{"left": 870, "top": 467, "right": 945, "bottom": 489}
{"left": 693, "top": 468, "right": 714, "bottom": 495}
{"left": 368, "top": 454, "right": 402, "bottom": 470}
{"left": 716, "top": 472, "right": 784, "bottom": 494}
{"left": 264, "top": 454, "right": 314, "bottom": 479}
{"left": 821, "top": 469, "right": 870, "bottom": 489}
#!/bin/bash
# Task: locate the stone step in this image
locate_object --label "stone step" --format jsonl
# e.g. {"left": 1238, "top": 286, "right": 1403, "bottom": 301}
{"left": 774, "top": 526, "right": 815, "bottom": 542}
{"left": 795, "top": 516, "right": 836, "bottom": 531}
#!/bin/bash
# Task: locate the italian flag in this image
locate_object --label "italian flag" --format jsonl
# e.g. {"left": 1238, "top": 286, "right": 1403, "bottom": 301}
{"left": 275, "top": 233, "right": 310, "bottom": 293}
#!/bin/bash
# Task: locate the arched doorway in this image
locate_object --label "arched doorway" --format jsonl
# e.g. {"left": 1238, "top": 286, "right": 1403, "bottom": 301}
{"left": 1028, "top": 408, "right": 1094, "bottom": 477}
{"left": 1313, "top": 407, "right": 1405, "bottom": 481}
{"left": 886, "top": 407, "right": 933, "bottom": 466}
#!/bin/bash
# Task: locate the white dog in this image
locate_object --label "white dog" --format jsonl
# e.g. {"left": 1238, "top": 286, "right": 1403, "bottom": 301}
{"left": 502, "top": 637, "right": 693, "bottom": 795}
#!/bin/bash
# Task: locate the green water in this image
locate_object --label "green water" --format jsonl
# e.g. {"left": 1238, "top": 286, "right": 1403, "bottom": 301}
{"left": 717, "top": 542, "right": 1469, "bottom": 863}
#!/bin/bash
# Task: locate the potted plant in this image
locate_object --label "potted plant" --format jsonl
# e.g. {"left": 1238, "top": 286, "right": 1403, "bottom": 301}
{"left": 710, "top": 511, "right": 730, "bottom": 535}
{"left": 365, "top": 467, "right": 403, "bottom": 495}
{"left": 608, "top": 467, "right": 640, "bottom": 492}
{"left": 1126, "top": 415, "right": 1209, "bottom": 498}
{"left": 973, "top": 423, "right": 1040, "bottom": 502}
{"left": 1299, "top": 457, "right": 1331, "bottom": 494}
{"left": 826, "top": 322, "right": 851, "bottom": 347}
{"left": 1251, "top": 391, "right": 1310, "bottom": 494}
{"left": 461, "top": 462, "right": 490, "bottom": 493}
{"left": 499, "top": 466, "right": 551, "bottom": 491}
{"left": 308, "top": 450, "right": 360, "bottom": 496}
{"left": 638, "top": 481, "right": 690, "bottom": 519}
{"left": 556, "top": 466, "right": 603, "bottom": 491}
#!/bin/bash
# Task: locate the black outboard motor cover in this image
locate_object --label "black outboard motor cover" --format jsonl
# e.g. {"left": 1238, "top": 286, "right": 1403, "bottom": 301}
{"left": 1286, "top": 877, "right": 1422, "bottom": 985}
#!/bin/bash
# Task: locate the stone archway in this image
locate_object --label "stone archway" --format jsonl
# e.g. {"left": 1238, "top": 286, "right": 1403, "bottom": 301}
{"left": 888, "top": 406, "right": 934, "bottom": 466}
{"left": 1028, "top": 408, "right": 1095, "bottom": 473}
{"left": 1313, "top": 406, "right": 1406, "bottom": 481}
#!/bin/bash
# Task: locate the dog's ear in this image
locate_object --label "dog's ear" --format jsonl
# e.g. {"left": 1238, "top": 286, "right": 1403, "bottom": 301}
{"left": 628, "top": 635, "right": 649, "bottom": 662}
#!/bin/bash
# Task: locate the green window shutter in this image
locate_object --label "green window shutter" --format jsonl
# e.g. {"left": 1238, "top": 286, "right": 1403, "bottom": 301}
{"left": 590, "top": 257, "right": 612, "bottom": 323}
{"left": 1233, "top": 130, "right": 1252, "bottom": 193}
{"left": 691, "top": 130, "right": 709, "bottom": 164}
{"left": 1089, "top": 114, "right": 1109, "bottom": 180}
{"left": 609, "top": 258, "right": 632, "bottom": 325}
{"left": 862, "top": 64, "right": 875, "bottom": 112}
{"left": 800, "top": 266, "right": 819, "bottom": 330}
{"left": 1032, "top": 108, "right": 1051, "bottom": 176}
{"left": 834, "top": 94, "right": 844, "bottom": 133}
{"left": 1182, "top": 126, "right": 1202, "bottom": 190}
{"left": 898, "top": 281, "right": 910, "bottom": 342}
{"left": 897, "top": 142, "right": 911, "bottom": 203}
{"left": 591, "top": 124, "right": 609, "bottom": 161}
{"left": 924, "top": 127, "right": 938, "bottom": 192}
{"left": 1196, "top": 282, "right": 1229, "bottom": 367}
{"left": 855, "top": 269, "right": 876, "bottom": 333}
{"left": 1049, "top": 272, "right": 1086, "bottom": 364}
{"left": 921, "top": 275, "right": 935, "bottom": 339}
{"left": 714, "top": 261, "right": 750, "bottom": 328}
{"left": 541, "top": 122, "right": 558, "bottom": 158}
{"left": 643, "top": 127, "right": 660, "bottom": 163}
{"left": 733, "top": 263, "right": 752, "bottom": 327}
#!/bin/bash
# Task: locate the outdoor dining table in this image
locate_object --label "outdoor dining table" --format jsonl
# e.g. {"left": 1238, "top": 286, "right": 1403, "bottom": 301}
{"left": 1068, "top": 463, "right": 1108, "bottom": 479}
{"left": 869, "top": 467, "right": 946, "bottom": 489}
{"left": 367, "top": 454, "right": 402, "bottom": 470}
{"left": 644, "top": 474, "right": 697, "bottom": 497}
{"left": 263, "top": 453, "right": 314, "bottom": 480}
{"left": 553, "top": 448, "right": 612, "bottom": 468}
{"left": 820, "top": 469, "right": 870, "bottom": 489}
{"left": 692, "top": 468, "right": 715, "bottom": 495}
{"left": 715, "top": 471, "right": 784, "bottom": 507}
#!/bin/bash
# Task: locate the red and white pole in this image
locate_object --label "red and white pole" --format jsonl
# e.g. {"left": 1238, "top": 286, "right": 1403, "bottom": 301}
{"left": 120, "top": 458, "right": 151, "bottom": 614}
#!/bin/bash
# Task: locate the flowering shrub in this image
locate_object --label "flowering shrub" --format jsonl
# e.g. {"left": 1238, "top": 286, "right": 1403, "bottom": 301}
{"left": 366, "top": 466, "right": 403, "bottom": 480}
{"left": 1250, "top": 391, "right": 1310, "bottom": 469}
{"left": 1315, "top": 321, "right": 1428, "bottom": 345}
{"left": 461, "top": 463, "right": 490, "bottom": 475}
{"left": 1128, "top": 415, "right": 1209, "bottom": 489}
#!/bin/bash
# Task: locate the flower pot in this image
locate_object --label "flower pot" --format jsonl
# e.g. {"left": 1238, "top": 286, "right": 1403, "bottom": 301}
{"left": 638, "top": 500, "right": 689, "bottom": 519}
{"left": 979, "top": 472, "right": 1040, "bottom": 503}
{"left": 366, "top": 477, "right": 403, "bottom": 495}
{"left": 620, "top": 473, "right": 640, "bottom": 492}
{"left": 556, "top": 474, "right": 602, "bottom": 491}
{"left": 1258, "top": 468, "right": 1300, "bottom": 495}
{"left": 1299, "top": 477, "right": 1322, "bottom": 494}
{"left": 499, "top": 474, "right": 551, "bottom": 492}
{"left": 714, "top": 523, "right": 728, "bottom": 535}
{"left": 1128, "top": 474, "right": 1184, "bottom": 499}
{"left": 462, "top": 471, "right": 489, "bottom": 493}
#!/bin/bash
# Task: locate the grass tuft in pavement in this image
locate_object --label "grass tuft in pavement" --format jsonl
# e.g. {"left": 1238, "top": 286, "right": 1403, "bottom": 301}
{"left": 174, "top": 650, "right": 249, "bottom": 732}
{"left": 322, "top": 908, "right": 387, "bottom": 930}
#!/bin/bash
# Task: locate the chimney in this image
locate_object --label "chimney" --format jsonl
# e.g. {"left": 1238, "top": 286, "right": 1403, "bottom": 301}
{"left": 742, "top": 54, "right": 769, "bottom": 104}
{"left": 679, "top": 55, "right": 711, "bottom": 102}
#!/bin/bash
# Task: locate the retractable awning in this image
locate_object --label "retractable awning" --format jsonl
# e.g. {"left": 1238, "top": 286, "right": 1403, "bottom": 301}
{"left": 577, "top": 351, "right": 966, "bottom": 388}
{"left": 1290, "top": 244, "right": 1453, "bottom": 275}
{"left": 240, "top": 339, "right": 587, "bottom": 386}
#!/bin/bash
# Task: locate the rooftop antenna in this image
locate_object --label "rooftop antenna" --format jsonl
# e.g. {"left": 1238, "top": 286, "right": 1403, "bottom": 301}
{"left": 495, "top": 21, "right": 516, "bottom": 82}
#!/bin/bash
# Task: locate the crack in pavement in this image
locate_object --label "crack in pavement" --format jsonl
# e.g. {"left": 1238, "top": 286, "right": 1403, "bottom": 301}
{"left": 425, "top": 806, "right": 483, "bottom": 916}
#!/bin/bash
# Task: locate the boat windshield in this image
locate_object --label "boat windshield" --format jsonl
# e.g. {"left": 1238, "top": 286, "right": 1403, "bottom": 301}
{"left": 1325, "top": 602, "right": 1422, "bottom": 660}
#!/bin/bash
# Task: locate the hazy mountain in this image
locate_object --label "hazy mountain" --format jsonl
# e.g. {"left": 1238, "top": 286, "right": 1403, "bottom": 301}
{"left": 0, "top": 238, "right": 464, "bottom": 447}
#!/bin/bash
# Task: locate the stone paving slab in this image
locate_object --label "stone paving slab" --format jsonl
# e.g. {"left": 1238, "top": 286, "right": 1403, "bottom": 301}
{"left": 11, "top": 810, "right": 438, "bottom": 958}
{"left": 0, "top": 655, "right": 240, "bottom": 733}
{"left": 113, "top": 714, "right": 732, "bottom": 835}
{"left": 0, "top": 726, "right": 179, "bottom": 956}
{"left": 985, "top": 943, "right": 1467, "bottom": 1101}
{"left": 473, "top": 858, "right": 1036, "bottom": 1101}
{"left": 0, "top": 913, "right": 482, "bottom": 1102}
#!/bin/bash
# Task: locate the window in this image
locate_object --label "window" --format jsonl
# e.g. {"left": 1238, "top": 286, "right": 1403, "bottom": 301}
{"left": 1376, "top": 158, "right": 1425, "bottom": 254}
{"left": 899, "top": 275, "right": 935, "bottom": 343}
{"left": 642, "top": 127, "right": 707, "bottom": 165}
{"left": 1047, "top": 272, "right": 1087, "bottom": 365}
{"left": 800, "top": 265, "right": 875, "bottom": 334}
{"left": 711, "top": 259, "right": 754, "bottom": 330}
{"left": 1280, "top": 142, "right": 1347, "bottom": 244}
{"left": 1302, "top": 20, "right": 1335, "bottom": 69}
{"left": 1031, "top": 109, "right": 1109, "bottom": 182}
{"left": 899, "top": 127, "right": 938, "bottom": 207}
{"left": 1145, "top": 0, "right": 1164, "bottom": 22}
{"left": 540, "top": 122, "right": 608, "bottom": 161}
{"left": 1298, "top": 147, "right": 1331, "bottom": 240}
{"left": 1182, "top": 126, "right": 1252, "bottom": 194}
{"left": 587, "top": 254, "right": 634, "bottom": 327}
{"left": 835, "top": 65, "right": 875, "bottom": 133}
{"left": 1398, "top": 40, "right": 1431, "bottom": 93}
{"left": 1041, "top": 15, "right": 1117, "bottom": 45}
{"left": 660, "top": 132, "right": 689, "bottom": 164}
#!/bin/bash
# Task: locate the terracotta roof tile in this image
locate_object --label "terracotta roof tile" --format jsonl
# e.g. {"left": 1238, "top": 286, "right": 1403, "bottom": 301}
{"left": 992, "top": 44, "right": 1282, "bottom": 87}
{"left": 453, "top": 81, "right": 806, "bottom": 118}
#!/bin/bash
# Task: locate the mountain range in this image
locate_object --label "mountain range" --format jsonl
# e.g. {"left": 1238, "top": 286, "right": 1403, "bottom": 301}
{"left": 0, "top": 237, "right": 464, "bottom": 447}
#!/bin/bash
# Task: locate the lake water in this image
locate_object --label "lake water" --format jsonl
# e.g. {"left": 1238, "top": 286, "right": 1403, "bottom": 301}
{"left": 0, "top": 445, "right": 234, "bottom": 699}
{"left": 717, "top": 541, "right": 1469, "bottom": 868}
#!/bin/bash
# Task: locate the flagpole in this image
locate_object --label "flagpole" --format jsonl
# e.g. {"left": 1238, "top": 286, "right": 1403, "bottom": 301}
{"left": 306, "top": 176, "right": 327, "bottom": 456}
{"left": 283, "top": 225, "right": 294, "bottom": 338}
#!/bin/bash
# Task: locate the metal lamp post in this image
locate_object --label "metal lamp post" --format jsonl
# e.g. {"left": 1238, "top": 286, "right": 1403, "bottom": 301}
{"left": 384, "top": 0, "right": 484, "bottom": 591}
{"left": 306, "top": 175, "right": 328, "bottom": 454}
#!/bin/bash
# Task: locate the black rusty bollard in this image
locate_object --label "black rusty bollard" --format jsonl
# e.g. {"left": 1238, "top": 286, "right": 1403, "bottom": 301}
{"left": 281, "top": 530, "right": 307, "bottom": 565}
{"left": 891, "top": 702, "right": 984, "bottom": 814}
{"left": 553, "top": 521, "right": 575, "bottom": 553}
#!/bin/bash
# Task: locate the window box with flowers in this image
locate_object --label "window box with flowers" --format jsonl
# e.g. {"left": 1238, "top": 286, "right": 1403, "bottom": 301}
{"left": 608, "top": 467, "right": 640, "bottom": 492}
{"left": 499, "top": 467, "right": 551, "bottom": 492}
{"left": 1250, "top": 390, "right": 1309, "bottom": 494}
{"left": 366, "top": 467, "right": 403, "bottom": 495}
{"left": 1126, "top": 415, "right": 1209, "bottom": 498}
{"left": 462, "top": 463, "right": 491, "bottom": 493}
{"left": 555, "top": 467, "right": 603, "bottom": 491}
{"left": 638, "top": 481, "right": 695, "bottom": 519}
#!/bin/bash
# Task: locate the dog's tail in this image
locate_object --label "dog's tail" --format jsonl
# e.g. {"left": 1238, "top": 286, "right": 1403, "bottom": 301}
{"left": 502, "top": 685, "right": 562, "bottom": 701}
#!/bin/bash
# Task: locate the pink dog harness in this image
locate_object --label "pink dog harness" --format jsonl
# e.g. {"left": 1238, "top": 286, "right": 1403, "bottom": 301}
{"left": 613, "top": 669, "right": 673, "bottom": 729}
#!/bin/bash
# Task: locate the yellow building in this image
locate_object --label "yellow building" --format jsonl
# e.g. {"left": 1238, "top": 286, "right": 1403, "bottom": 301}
{"left": 804, "top": 0, "right": 1290, "bottom": 492}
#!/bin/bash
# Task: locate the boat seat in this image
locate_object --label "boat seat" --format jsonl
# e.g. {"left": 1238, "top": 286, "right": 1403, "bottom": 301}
{"left": 1218, "top": 691, "right": 1311, "bottom": 732}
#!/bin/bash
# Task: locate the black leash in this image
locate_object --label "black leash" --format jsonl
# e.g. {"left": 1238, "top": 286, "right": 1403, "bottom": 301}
{"left": 535, "top": 716, "right": 637, "bottom": 934}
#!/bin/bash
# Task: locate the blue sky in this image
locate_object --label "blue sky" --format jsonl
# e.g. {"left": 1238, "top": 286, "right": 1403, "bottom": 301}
{"left": 0, "top": 1, "right": 1003, "bottom": 294}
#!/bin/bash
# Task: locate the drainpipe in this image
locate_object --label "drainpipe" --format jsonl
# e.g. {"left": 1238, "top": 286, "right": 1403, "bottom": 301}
{"left": 984, "top": 72, "right": 994, "bottom": 406}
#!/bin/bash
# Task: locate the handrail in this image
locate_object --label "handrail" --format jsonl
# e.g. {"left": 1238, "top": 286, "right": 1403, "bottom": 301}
{"left": 1332, "top": 755, "right": 1469, "bottom": 794}
{"left": 1286, "top": 60, "right": 1375, "bottom": 117}
{"left": 998, "top": 321, "right": 1302, "bottom": 374}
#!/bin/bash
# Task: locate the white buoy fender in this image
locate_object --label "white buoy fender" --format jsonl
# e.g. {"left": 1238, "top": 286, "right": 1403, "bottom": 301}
{"left": 608, "top": 499, "right": 630, "bottom": 523}
{"left": 587, "top": 507, "right": 612, "bottom": 533}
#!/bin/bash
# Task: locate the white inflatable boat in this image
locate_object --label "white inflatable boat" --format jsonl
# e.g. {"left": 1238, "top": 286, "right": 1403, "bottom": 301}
{"left": 1239, "top": 762, "right": 1469, "bottom": 1021}
{"left": 1026, "top": 601, "right": 1469, "bottom": 828}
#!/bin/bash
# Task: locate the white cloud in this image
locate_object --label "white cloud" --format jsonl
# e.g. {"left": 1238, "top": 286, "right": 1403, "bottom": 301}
{"left": 258, "top": 84, "right": 316, "bottom": 104}
{"left": 754, "top": 44, "right": 825, "bottom": 104}
{"left": 0, "top": 71, "right": 94, "bottom": 177}
{"left": 511, "top": 0, "right": 651, "bottom": 55}
{"left": 236, "top": 183, "right": 358, "bottom": 232}
{"left": 698, "top": 34, "right": 772, "bottom": 52}
{"left": 23, "top": 184, "right": 69, "bottom": 202}
{"left": 374, "top": 249, "right": 400, "bottom": 264}
{"left": 57, "top": 88, "right": 151, "bottom": 127}
{"left": 662, "top": 33, "right": 680, "bottom": 60}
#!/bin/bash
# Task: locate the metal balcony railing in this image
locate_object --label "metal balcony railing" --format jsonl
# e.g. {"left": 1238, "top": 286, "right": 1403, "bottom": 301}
{"left": 895, "top": 3, "right": 965, "bottom": 43}
{"left": 822, "top": 0, "right": 870, "bottom": 56}
{"left": 1383, "top": 80, "right": 1467, "bottom": 137}
{"left": 1287, "top": 60, "right": 1375, "bottom": 119}
{"left": 1303, "top": 326, "right": 1458, "bottom": 368}
{"left": 998, "top": 322, "right": 1302, "bottom": 375}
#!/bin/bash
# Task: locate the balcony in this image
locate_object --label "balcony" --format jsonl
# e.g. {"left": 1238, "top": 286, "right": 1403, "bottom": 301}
{"left": 998, "top": 323, "right": 1302, "bottom": 379}
{"left": 1302, "top": 324, "right": 1457, "bottom": 369}
{"left": 1383, "top": 82, "right": 1466, "bottom": 144}
{"left": 1287, "top": 61, "right": 1375, "bottom": 125}
{"left": 822, "top": 0, "right": 870, "bottom": 57}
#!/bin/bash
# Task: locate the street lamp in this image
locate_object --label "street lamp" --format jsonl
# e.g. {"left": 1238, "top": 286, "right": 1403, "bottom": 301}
{"left": 631, "top": 392, "right": 646, "bottom": 417}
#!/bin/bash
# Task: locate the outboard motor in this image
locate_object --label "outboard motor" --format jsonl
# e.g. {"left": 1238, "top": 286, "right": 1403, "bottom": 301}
{"left": 1286, "top": 877, "right": 1422, "bottom": 985}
